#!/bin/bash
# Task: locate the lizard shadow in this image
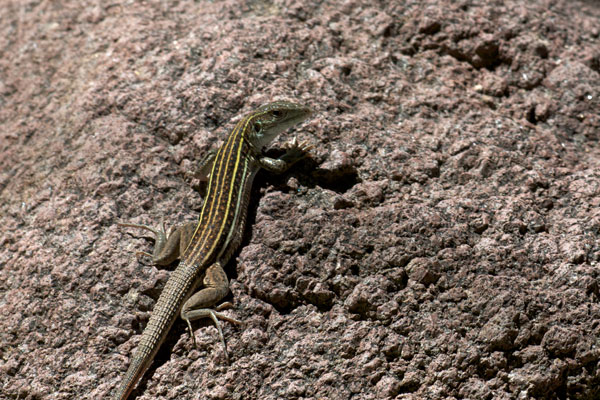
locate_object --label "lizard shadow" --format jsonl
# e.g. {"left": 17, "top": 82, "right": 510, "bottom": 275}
{"left": 131, "top": 157, "right": 332, "bottom": 394}
{"left": 127, "top": 165, "right": 296, "bottom": 395}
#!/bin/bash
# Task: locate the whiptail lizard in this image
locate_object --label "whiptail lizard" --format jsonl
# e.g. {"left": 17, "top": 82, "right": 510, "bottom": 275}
{"left": 112, "top": 101, "right": 313, "bottom": 400}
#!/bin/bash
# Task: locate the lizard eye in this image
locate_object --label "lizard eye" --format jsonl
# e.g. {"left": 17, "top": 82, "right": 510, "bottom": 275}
{"left": 253, "top": 121, "right": 262, "bottom": 134}
{"left": 271, "top": 110, "right": 282, "bottom": 118}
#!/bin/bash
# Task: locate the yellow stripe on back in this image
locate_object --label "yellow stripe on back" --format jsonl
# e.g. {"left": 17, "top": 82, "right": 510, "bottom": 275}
{"left": 203, "top": 118, "right": 248, "bottom": 260}
{"left": 182, "top": 114, "right": 251, "bottom": 265}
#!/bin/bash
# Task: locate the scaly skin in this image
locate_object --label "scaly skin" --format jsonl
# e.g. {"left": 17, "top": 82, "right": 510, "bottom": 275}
{"left": 112, "top": 101, "right": 312, "bottom": 399}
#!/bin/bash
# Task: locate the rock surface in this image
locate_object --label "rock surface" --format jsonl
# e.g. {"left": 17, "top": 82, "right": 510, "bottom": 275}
{"left": 1, "top": 0, "right": 599, "bottom": 399}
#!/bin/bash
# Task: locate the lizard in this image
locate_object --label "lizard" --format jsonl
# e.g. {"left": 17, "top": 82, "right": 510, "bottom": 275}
{"left": 112, "top": 101, "right": 313, "bottom": 400}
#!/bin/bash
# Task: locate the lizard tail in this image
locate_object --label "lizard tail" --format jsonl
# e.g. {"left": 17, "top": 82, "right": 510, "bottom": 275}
{"left": 112, "top": 263, "right": 197, "bottom": 399}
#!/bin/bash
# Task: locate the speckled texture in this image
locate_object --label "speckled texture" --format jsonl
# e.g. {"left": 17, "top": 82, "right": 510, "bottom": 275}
{"left": 1, "top": 1, "right": 599, "bottom": 399}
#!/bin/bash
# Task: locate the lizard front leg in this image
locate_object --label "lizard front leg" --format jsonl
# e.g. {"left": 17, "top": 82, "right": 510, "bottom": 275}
{"left": 257, "top": 137, "right": 313, "bottom": 173}
{"left": 187, "top": 149, "right": 217, "bottom": 182}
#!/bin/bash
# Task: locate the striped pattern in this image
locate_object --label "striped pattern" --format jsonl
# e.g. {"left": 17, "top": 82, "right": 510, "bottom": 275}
{"left": 113, "top": 101, "right": 311, "bottom": 400}
{"left": 182, "top": 116, "right": 255, "bottom": 267}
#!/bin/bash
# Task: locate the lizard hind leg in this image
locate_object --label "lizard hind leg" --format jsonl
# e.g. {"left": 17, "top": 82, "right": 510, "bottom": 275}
{"left": 118, "top": 221, "right": 197, "bottom": 266}
{"left": 181, "top": 262, "right": 243, "bottom": 362}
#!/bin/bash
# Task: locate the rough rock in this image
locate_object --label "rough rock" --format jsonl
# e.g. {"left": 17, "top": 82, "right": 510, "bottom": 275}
{"left": 1, "top": 0, "right": 599, "bottom": 399}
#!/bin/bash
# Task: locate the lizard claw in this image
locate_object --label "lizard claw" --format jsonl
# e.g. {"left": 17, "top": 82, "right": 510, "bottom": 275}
{"left": 117, "top": 220, "right": 169, "bottom": 261}
{"left": 118, "top": 220, "right": 168, "bottom": 241}
{"left": 287, "top": 136, "right": 313, "bottom": 152}
{"left": 283, "top": 137, "right": 313, "bottom": 163}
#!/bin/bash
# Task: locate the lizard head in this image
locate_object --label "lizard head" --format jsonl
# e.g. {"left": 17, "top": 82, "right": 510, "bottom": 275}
{"left": 245, "top": 101, "right": 312, "bottom": 149}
